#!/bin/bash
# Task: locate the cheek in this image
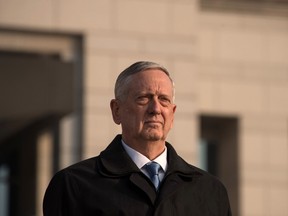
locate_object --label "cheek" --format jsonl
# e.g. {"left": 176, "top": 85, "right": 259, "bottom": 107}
{"left": 123, "top": 108, "right": 144, "bottom": 124}
{"left": 164, "top": 110, "right": 175, "bottom": 126}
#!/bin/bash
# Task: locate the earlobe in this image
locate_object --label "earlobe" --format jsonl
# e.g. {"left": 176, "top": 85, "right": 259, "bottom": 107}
{"left": 110, "top": 99, "right": 121, "bottom": 125}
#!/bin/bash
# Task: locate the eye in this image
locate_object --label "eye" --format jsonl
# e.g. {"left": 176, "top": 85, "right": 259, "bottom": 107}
{"left": 159, "top": 96, "right": 171, "bottom": 106}
{"left": 136, "top": 96, "right": 149, "bottom": 105}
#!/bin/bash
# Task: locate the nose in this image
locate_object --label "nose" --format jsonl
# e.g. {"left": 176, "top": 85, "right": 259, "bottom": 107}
{"left": 148, "top": 97, "right": 161, "bottom": 115}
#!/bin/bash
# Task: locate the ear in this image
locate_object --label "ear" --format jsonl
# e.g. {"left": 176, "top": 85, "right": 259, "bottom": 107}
{"left": 170, "top": 104, "right": 177, "bottom": 129}
{"left": 110, "top": 99, "right": 121, "bottom": 125}
{"left": 172, "top": 104, "right": 177, "bottom": 114}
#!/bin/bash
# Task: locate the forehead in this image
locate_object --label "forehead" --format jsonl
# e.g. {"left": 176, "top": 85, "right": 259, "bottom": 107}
{"left": 128, "top": 69, "right": 173, "bottom": 94}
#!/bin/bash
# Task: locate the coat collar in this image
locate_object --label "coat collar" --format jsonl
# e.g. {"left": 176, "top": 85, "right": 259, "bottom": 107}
{"left": 98, "top": 135, "right": 140, "bottom": 177}
{"left": 98, "top": 135, "right": 203, "bottom": 204}
{"left": 98, "top": 135, "right": 201, "bottom": 178}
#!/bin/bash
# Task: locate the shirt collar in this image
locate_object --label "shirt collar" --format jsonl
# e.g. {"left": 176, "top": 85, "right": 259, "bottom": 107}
{"left": 121, "top": 140, "right": 167, "bottom": 172}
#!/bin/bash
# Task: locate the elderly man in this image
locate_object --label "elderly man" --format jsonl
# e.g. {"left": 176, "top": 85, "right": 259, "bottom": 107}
{"left": 43, "top": 61, "right": 232, "bottom": 216}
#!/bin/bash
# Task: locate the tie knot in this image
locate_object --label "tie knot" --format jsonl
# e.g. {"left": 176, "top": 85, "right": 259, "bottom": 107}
{"left": 145, "top": 162, "right": 161, "bottom": 178}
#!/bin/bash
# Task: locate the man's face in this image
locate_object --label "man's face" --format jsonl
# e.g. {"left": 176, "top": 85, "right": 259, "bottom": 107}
{"left": 111, "top": 69, "right": 176, "bottom": 143}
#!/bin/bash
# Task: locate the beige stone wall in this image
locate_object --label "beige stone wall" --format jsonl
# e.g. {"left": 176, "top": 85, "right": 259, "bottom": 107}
{"left": 198, "top": 11, "right": 288, "bottom": 216}
{"left": 1, "top": 1, "right": 288, "bottom": 216}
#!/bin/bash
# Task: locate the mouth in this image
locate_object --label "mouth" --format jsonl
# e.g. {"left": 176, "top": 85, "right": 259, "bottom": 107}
{"left": 144, "top": 121, "right": 163, "bottom": 126}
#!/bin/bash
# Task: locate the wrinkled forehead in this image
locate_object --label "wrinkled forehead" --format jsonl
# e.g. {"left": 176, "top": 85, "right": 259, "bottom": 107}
{"left": 115, "top": 64, "right": 175, "bottom": 102}
{"left": 132, "top": 69, "right": 172, "bottom": 83}
{"left": 127, "top": 70, "right": 174, "bottom": 94}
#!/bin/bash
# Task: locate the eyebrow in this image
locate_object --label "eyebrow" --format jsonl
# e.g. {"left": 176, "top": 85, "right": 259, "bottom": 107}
{"left": 134, "top": 91, "right": 172, "bottom": 98}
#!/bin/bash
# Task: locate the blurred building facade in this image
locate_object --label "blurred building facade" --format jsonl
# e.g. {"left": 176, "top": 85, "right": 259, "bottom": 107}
{"left": 0, "top": 0, "right": 288, "bottom": 216}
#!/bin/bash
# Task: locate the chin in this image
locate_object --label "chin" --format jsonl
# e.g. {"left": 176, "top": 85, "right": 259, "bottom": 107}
{"left": 140, "top": 127, "right": 166, "bottom": 141}
{"left": 143, "top": 133, "right": 163, "bottom": 142}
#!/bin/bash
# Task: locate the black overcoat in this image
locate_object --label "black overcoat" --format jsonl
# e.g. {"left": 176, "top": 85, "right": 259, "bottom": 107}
{"left": 43, "top": 135, "right": 232, "bottom": 216}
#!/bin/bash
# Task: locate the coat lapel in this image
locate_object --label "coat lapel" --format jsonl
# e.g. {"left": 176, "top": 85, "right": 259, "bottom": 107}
{"left": 156, "top": 143, "right": 202, "bottom": 205}
{"left": 98, "top": 135, "right": 158, "bottom": 204}
{"left": 130, "top": 173, "right": 157, "bottom": 204}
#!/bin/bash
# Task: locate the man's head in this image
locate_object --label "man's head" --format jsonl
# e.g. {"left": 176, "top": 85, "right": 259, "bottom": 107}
{"left": 110, "top": 61, "right": 176, "bottom": 148}
{"left": 114, "top": 61, "right": 175, "bottom": 102}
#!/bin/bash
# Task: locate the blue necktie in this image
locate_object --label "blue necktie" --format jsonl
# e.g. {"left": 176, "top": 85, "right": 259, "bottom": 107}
{"left": 145, "top": 162, "right": 161, "bottom": 190}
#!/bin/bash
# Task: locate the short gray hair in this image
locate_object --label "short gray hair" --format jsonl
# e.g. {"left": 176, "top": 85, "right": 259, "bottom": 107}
{"left": 114, "top": 61, "right": 175, "bottom": 101}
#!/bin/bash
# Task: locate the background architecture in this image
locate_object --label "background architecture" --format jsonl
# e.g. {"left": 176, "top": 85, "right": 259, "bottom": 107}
{"left": 0, "top": 0, "right": 288, "bottom": 216}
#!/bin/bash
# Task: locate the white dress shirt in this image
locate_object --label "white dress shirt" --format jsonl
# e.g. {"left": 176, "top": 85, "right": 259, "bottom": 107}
{"left": 121, "top": 140, "right": 167, "bottom": 182}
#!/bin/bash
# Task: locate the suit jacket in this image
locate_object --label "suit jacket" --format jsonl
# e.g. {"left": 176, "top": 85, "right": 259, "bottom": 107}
{"left": 43, "top": 135, "right": 232, "bottom": 216}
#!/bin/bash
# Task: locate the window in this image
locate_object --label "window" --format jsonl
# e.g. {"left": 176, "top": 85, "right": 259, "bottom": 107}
{"left": 0, "top": 165, "right": 9, "bottom": 216}
{"left": 199, "top": 115, "right": 239, "bottom": 216}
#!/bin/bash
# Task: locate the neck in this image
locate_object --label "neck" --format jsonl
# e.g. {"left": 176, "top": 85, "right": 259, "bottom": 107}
{"left": 122, "top": 136, "right": 166, "bottom": 160}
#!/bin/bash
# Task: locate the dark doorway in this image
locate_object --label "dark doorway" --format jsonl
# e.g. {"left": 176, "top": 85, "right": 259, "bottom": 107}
{"left": 199, "top": 115, "right": 239, "bottom": 216}
{"left": 0, "top": 51, "right": 75, "bottom": 216}
{"left": 0, "top": 117, "right": 60, "bottom": 216}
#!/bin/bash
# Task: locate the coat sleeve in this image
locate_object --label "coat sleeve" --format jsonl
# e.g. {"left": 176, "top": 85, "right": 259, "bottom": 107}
{"left": 43, "top": 171, "right": 81, "bottom": 216}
